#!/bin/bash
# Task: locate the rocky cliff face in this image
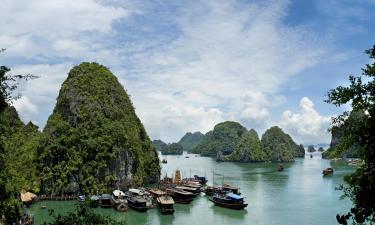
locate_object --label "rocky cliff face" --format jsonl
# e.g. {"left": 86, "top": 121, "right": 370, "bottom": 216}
{"left": 178, "top": 132, "right": 204, "bottom": 152}
{"left": 261, "top": 126, "right": 301, "bottom": 162}
{"left": 160, "top": 143, "right": 183, "bottom": 155}
{"left": 153, "top": 139, "right": 167, "bottom": 151}
{"left": 191, "top": 121, "right": 247, "bottom": 156}
{"left": 224, "top": 129, "right": 265, "bottom": 162}
{"left": 40, "top": 62, "right": 160, "bottom": 194}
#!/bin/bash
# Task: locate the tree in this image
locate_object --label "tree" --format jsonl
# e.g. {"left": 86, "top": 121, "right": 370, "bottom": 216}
{"left": 326, "top": 45, "right": 375, "bottom": 224}
{"left": 0, "top": 49, "right": 37, "bottom": 224}
{"left": 44, "top": 203, "right": 126, "bottom": 225}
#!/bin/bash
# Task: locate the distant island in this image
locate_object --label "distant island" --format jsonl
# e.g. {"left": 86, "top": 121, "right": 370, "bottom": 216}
{"left": 154, "top": 121, "right": 305, "bottom": 163}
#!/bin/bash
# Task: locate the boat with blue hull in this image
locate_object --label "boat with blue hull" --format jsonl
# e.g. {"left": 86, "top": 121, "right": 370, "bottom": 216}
{"left": 210, "top": 193, "right": 248, "bottom": 210}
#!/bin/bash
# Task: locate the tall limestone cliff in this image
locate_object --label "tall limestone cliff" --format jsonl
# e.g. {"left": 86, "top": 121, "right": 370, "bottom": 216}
{"left": 260, "top": 126, "right": 301, "bottom": 162}
{"left": 224, "top": 129, "right": 266, "bottom": 162}
{"left": 191, "top": 121, "right": 247, "bottom": 156}
{"left": 40, "top": 62, "right": 160, "bottom": 194}
{"left": 178, "top": 131, "right": 204, "bottom": 152}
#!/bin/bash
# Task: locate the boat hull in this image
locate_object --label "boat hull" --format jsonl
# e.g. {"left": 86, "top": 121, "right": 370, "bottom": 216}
{"left": 209, "top": 199, "right": 248, "bottom": 210}
{"left": 128, "top": 202, "right": 148, "bottom": 212}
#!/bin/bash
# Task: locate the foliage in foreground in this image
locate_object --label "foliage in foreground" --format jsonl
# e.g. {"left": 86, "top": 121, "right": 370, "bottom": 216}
{"left": 326, "top": 45, "right": 375, "bottom": 225}
{"left": 0, "top": 50, "right": 39, "bottom": 224}
{"left": 44, "top": 203, "right": 126, "bottom": 225}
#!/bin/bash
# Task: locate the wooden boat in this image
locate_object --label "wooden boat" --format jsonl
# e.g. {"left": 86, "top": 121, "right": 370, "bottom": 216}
{"left": 148, "top": 188, "right": 167, "bottom": 198}
{"left": 203, "top": 186, "right": 216, "bottom": 196}
{"left": 277, "top": 164, "right": 284, "bottom": 172}
{"left": 99, "top": 194, "right": 112, "bottom": 208}
{"left": 165, "top": 188, "right": 194, "bottom": 204}
{"left": 89, "top": 195, "right": 100, "bottom": 208}
{"left": 128, "top": 188, "right": 154, "bottom": 208}
{"left": 162, "top": 159, "right": 167, "bottom": 163}
{"left": 78, "top": 195, "right": 85, "bottom": 202}
{"left": 194, "top": 175, "right": 208, "bottom": 185}
{"left": 222, "top": 183, "right": 241, "bottom": 195}
{"left": 157, "top": 195, "right": 175, "bottom": 214}
{"left": 323, "top": 167, "right": 334, "bottom": 176}
{"left": 209, "top": 193, "right": 248, "bottom": 210}
{"left": 175, "top": 185, "right": 200, "bottom": 195}
{"left": 111, "top": 190, "right": 128, "bottom": 212}
{"left": 127, "top": 195, "right": 148, "bottom": 212}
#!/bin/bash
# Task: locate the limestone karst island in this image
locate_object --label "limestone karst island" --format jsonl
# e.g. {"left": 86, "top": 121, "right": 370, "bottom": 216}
{"left": 1, "top": 1, "right": 375, "bottom": 225}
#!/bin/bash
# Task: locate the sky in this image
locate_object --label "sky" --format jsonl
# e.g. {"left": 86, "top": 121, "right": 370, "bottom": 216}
{"left": 1, "top": 0, "right": 375, "bottom": 145}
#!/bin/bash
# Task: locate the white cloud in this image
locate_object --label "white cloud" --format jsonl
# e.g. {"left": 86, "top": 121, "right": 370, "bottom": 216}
{"left": 12, "top": 96, "right": 38, "bottom": 123}
{"left": 1, "top": 0, "right": 330, "bottom": 143}
{"left": 123, "top": 0, "right": 326, "bottom": 141}
{"left": 279, "top": 97, "right": 331, "bottom": 144}
{"left": 0, "top": 0, "right": 129, "bottom": 63}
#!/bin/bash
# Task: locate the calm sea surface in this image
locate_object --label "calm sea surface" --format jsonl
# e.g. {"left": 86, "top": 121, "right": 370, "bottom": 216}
{"left": 29, "top": 152, "right": 354, "bottom": 225}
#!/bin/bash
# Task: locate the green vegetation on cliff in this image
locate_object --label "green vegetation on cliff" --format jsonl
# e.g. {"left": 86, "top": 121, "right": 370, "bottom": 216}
{"left": 0, "top": 106, "right": 42, "bottom": 223}
{"left": 40, "top": 62, "right": 160, "bottom": 194}
{"left": 224, "top": 129, "right": 265, "bottom": 162}
{"left": 160, "top": 143, "right": 183, "bottom": 155}
{"left": 178, "top": 132, "right": 204, "bottom": 151}
{"left": 261, "top": 126, "right": 301, "bottom": 162}
{"left": 190, "top": 121, "right": 303, "bottom": 162}
{"left": 191, "top": 121, "right": 247, "bottom": 156}
{"left": 322, "top": 111, "right": 363, "bottom": 159}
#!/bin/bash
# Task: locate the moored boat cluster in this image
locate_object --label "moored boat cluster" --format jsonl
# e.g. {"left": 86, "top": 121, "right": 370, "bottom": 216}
{"left": 81, "top": 169, "right": 248, "bottom": 214}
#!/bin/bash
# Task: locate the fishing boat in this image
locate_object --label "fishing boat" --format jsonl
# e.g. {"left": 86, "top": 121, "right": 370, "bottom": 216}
{"left": 162, "top": 159, "right": 167, "bottom": 163}
{"left": 175, "top": 185, "right": 200, "bottom": 195}
{"left": 203, "top": 186, "right": 219, "bottom": 196}
{"left": 157, "top": 195, "right": 175, "bottom": 214}
{"left": 127, "top": 195, "right": 148, "bottom": 212}
{"left": 89, "top": 195, "right": 100, "bottom": 208}
{"left": 209, "top": 192, "right": 248, "bottom": 210}
{"left": 78, "top": 195, "right": 85, "bottom": 202}
{"left": 126, "top": 189, "right": 150, "bottom": 212}
{"left": 99, "top": 194, "right": 112, "bottom": 208}
{"left": 165, "top": 188, "right": 194, "bottom": 204}
{"left": 323, "top": 167, "right": 334, "bottom": 176}
{"left": 111, "top": 190, "right": 128, "bottom": 212}
{"left": 277, "top": 164, "right": 284, "bottom": 172}
{"left": 222, "top": 183, "right": 241, "bottom": 195}
{"left": 194, "top": 175, "right": 208, "bottom": 185}
{"left": 148, "top": 188, "right": 167, "bottom": 198}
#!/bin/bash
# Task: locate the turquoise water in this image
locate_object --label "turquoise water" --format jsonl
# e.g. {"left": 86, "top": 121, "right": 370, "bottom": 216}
{"left": 29, "top": 152, "right": 354, "bottom": 225}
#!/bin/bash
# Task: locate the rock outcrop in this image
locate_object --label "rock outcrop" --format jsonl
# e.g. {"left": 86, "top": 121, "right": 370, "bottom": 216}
{"left": 178, "top": 132, "right": 204, "bottom": 152}
{"left": 224, "top": 129, "right": 265, "bottom": 162}
{"left": 40, "top": 62, "right": 160, "bottom": 194}
{"left": 191, "top": 121, "right": 247, "bottom": 156}
{"left": 153, "top": 139, "right": 167, "bottom": 151}
{"left": 160, "top": 143, "right": 183, "bottom": 155}
{"left": 260, "top": 126, "right": 301, "bottom": 162}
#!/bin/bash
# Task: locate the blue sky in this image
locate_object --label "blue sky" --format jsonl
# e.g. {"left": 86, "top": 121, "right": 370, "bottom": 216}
{"left": 1, "top": 0, "right": 374, "bottom": 145}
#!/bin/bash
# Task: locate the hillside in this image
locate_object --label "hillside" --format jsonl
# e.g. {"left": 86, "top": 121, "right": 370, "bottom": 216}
{"left": 178, "top": 132, "right": 204, "bottom": 151}
{"left": 40, "top": 62, "right": 160, "bottom": 194}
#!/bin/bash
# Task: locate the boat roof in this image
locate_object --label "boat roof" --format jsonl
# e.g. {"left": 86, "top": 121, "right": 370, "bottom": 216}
{"left": 227, "top": 193, "right": 243, "bottom": 200}
{"left": 176, "top": 186, "right": 197, "bottom": 191}
{"left": 129, "top": 188, "right": 142, "bottom": 195}
{"left": 157, "top": 196, "right": 174, "bottom": 204}
{"left": 90, "top": 195, "right": 100, "bottom": 200}
{"left": 149, "top": 189, "right": 166, "bottom": 195}
{"left": 113, "top": 190, "right": 125, "bottom": 197}
{"left": 223, "top": 184, "right": 239, "bottom": 190}
{"left": 131, "top": 195, "right": 146, "bottom": 203}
